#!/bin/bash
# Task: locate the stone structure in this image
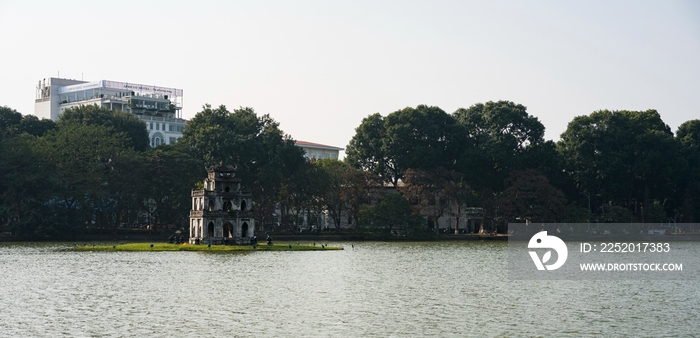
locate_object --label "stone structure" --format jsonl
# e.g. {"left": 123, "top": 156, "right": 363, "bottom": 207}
{"left": 189, "top": 164, "right": 254, "bottom": 244}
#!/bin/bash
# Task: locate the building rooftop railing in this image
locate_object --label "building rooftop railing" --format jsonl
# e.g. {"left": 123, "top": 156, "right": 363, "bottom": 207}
{"left": 58, "top": 94, "right": 181, "bottom": 108}
{"left": 138, "top": 115, "right": 187, "bottom": 123}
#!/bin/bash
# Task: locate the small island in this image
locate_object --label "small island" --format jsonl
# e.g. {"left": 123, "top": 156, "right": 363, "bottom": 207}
{"left": 75, "top": 242, "right": 342, "bottom": 252}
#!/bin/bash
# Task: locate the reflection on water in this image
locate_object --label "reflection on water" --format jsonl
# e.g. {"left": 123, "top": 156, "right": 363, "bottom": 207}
{"left": 0, "top": 242, "right": 697, "bottom": 337}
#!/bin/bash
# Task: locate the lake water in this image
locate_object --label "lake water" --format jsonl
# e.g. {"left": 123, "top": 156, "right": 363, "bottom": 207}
{"left": 0, "top": 241, "right": 698, "bottom": 337}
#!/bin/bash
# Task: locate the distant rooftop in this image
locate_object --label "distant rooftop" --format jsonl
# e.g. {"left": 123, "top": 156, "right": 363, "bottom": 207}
{"left": 295, "top": 140, "right": 344, "bottom": 151}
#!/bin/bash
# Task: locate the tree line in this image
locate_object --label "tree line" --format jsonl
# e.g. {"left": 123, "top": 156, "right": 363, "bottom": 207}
{"left": 1, "top": 100, "right": 699, "bottom": 238}
{"left": 346, "top": 101, "right": 700, "bottom": 233}
{"left": 0, "top": 104, "right": 377, "bottom": 238}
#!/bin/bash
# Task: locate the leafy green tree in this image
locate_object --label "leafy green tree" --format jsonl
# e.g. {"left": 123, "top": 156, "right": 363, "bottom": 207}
{"left": 142, "top": 142, "right": 203, "bottom": 229}
{"left": 400, "top": 167, "right": 461, "bottom": 233}
{"left": 561, "top": 204, "right": 592, "bottom": 223}
{"left": 59, "top": 104, "right": 149, "bottom": 151}
{"left": 33, "top": 123, "right": 132, "bottom": 232}
{"left": 383, "top": 105, "right": 460, "bottom": 182}
{"left": 442, "top": 177, "right": 476, "bottom": 234}
{"left": 0, "top": 134, "right": 53, "bottom": 236}
{"left": 344, "top": 113, "right": 389, "bottom": 183}
{"left": 314, "top": 159, "right": 349, "bottom": 228}
{"left": 0, "top": 106, "right": 22, "bottom": 137}
{"left": 279, "top": 160, "right": 325, "bottom": 229}
{"left": 558, "top": 109, "right": 679, "bottom": 221}
{"left": 346, "top": 105, "right": 460, "bottom": 187}
{"left": 676, "top": 120, "right": 700, "bottom": 222}
{"left": 358, "top": 193, "right": 425, "bottom": 236}
{"left": 101, "top": 150, "right": 147, "bottom": 228}
{"left": 594, "top": 205, "right": 633, "bottom": 223}
{"left": 497, "top": 169, "right": 567, "bottom": 224}
{"left": 342, "top": 166, "right": 384, "bottom": 229}
{"left": 181, "top": 104, "right": 307, "bottom": 229}
{"left": 453, "top": 100, "right": 545, "bottom": 191}
{"left": 18, "top": 115, "right": 56, "bottom": 137}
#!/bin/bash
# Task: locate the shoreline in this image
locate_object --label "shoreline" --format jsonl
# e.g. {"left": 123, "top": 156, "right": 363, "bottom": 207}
{"left": 72, "top": 242, "right": 342, "bottom": 252}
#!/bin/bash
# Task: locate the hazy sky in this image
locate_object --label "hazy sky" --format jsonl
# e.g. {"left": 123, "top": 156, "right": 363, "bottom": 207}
{"left": 1, "top": 0, "right": 699, "bottom": 155}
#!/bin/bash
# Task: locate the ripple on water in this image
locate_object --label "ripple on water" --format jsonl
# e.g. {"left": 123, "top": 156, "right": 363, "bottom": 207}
{"left": 0, "top": 241, "right": 698, "bottom": 337}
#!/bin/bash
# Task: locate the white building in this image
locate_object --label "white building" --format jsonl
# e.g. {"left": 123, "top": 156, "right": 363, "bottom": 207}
{"left": 34, "top": 77, "right": 186, "bottom": 147}
{"left": 295, "top": 140, "right": 344, "bottom": 160}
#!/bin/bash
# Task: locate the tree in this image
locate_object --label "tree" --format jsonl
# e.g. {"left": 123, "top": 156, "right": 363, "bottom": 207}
{"left": 442, "top": 177, "right": 476, "bottom": 234}
{"left": 58, "top": 104, "right": 149, "bottom": 152}
{"left": 358, "top": 193, "right": 425, "bottom": 236}
{"left": 676, "top": 120, "right": 700, "bottom": 222}
{"left": 0, "top": 134, "right": 53, "bottom": 236}
{"left": 383, "top": 105, "right": 460, "bottom": 183}
{"left": 18, "top": 115, "right": 56, "bottom": 137}
{"left": 453, "top": 100, "right": 545, "bottom": 191}
{"left": 400, "top": 168, "right": 462, "bottom": 233}
{"left": 498, "top": 169, "right": 567, "bottom": 224}
{"left": 279, "top": 160, "right": 325, "bottom": 230}
{"left": 314, "top": 159, "right": 349, "bottom": 229}
{"left": 0, "top": 106, "right": 22, "bottom": 137}
{"left": 345, "top": 113, "right": 390, "bottom": 183}
{"left": 558, "top": 109, "right": 679, "bottom": 222}
{"left": 33, "top": 123, "right": 133, "bottom": 232}
{"left": 181, "top": 104, "right": 307, "bottom": 229}
{"left": 0, "top": 106, "right": 55, "bottom": 138}
{"left": 142, "top": 142, "right": 203, "bottom": 229}
{"left": 342, "top": 167, "right": 384, "bottom": 229}
{"left": 346, "top": 105, "right": 460, "bottom": 187}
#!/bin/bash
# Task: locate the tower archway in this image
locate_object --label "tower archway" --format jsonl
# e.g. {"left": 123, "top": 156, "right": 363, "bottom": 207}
{"left": 223, "top": 222, "right": 233, "bottom": 238}
{"left": 207, "top": 222, "right": 214, "bottom": 238}
{"left": 241, "top": 222, "right": 249, "bottom": 238}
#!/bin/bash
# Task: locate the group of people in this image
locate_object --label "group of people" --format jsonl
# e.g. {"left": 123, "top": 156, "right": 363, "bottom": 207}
{"left": 177, "top": 234, "right": 273, "bottom": 245}
{"left": 168, "top": 234, "right": 185, "bottom": 244}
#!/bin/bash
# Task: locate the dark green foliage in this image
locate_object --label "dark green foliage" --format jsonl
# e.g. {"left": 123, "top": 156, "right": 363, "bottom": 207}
{"left": 279, "top": 160, "right": 325, "bottom": 228}
{"left": 181, "top": 104, "right": 307, "bottom": 228}
{"left": 561, "top": 204, "right": 592, "bottom": 223}
{"left": 34, "top": 123, "right": 133, "bottom": 231}
{"left": 0, "top": 106, "right": 56, "bottom": 138}
{"left": 345, "top": 113, "right": 388, "bottom": 181}
{"left": 497, "top": 169, "right": 567, "bottom": 224}
{"left": 142, "top": 142, "right": 204, "bottom": 228}
{"left": 346, "top": 105, "right": 460, "bottom": 187}
{"left": 0, "top": 106, "right": 23, "bottom": 136}
{"left": 359, "top": 193, "right": 426, "bottom": 236}
{"left": 18, "top": 115, "right": 56, "bottom": 136}
{"left": 3, "top": 96, "right": 700, "bottom": 240}
{"left": 676, "top": 120, "right": 700, "bottom": 221}
{"left": 593, "top": 205, "right": 633, "bottom": 223}
{"left": 59, "top": 104, "right": 149, "bottom": 151}
{"left": 400, "top": 168, "right": 465, "bottom": 232}
{"left": 313, "top": 159, "right": 349, "bottom": 229}
{"left": 558, "top": 109, "right": 680, "bottom": 222}
{"left": 453, "top": 100, "right": 545, "bottom": 191}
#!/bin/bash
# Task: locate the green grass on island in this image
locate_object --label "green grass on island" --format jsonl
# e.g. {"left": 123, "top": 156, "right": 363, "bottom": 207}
{"left": 74, "top": 242, "right": 343, "bottom": 252}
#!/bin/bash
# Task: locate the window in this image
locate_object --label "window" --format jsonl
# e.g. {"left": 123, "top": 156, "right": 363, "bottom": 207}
{"left": 170, "top": 137, "right": 177, "bottom": 144}
{"left": 149, "top": 122, "right": 153, "bottom": 130}
{"left": 156, "top": 123, "right": 159, "bottom": 131}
